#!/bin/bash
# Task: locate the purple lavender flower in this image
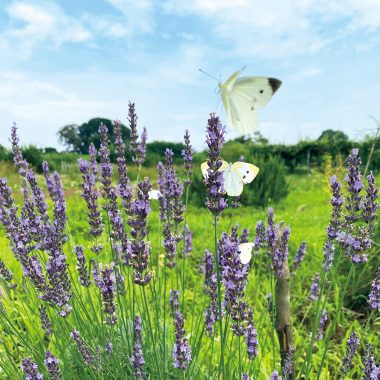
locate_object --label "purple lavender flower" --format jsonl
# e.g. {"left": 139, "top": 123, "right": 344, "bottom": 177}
{"left": 340, "top": 330, "right": 360, "bottom": 375}
{"left": 240, "top": 228, "right": 250, "bottom": 243}
{"left": 10, "top": 123, "right": 29, "bottom": 175}
{"left": 270, "top": 370, "right": 280, "bottom": 380}
{"left": 114, "top": 266, "right": 126, "bottom": 295}
{"left": 218, "top": 228, "right": 250, "bottom": 333}
{"left": 282, "top": 351, "right": 294, "bottom": 378}
{"left": 182, "top": 129, "right": 193, "bottom": 185}
{"left": 242, "top": 374, "right": 251, "bottom": 380}
{"left": 344, "top": 149, "right": 363, "bottom": 224}
{"left": 114, "top": 120, "right": 134, "bottom": 216}
{"left": 21, "top": 358, "right": 43, "bottom": 380}
{"left": 170, "top": 290, "right": 192, "bottom": 370}
{"left": 293, "top": 241, "right": 307, "bottom": 270}
{"left": 369, "top": 267, "right": 380, "bottom": 310}
{"left": 70, "top": 330, "right": 94, "bottom": 366}
{"left": 361, "top": 172, "right": 379, "bottom": 226}
{"left": 158, "top": 149, "right": 185, "bottom": 268}
{"left": 245, "top": 309, "right": 258, "bottom": 360}
{"left": 362, "top": 344, "right": 380, "bottom": 380}
{"left": 105, "top": 341, "right": 113, "bottom": 355}
{"left": 73, "top": 245, "right": 90, "bottom": 287}
{"left": 44, "top": 351, "right": 61, "bottom": 380}
{"left": 183, "top": 225, "right": 192, "bottom": 256}
{"left": 125, "top": 178, "right": 153, "bottom": 285}
{"left": 128, "top": 102, "right": 147, "bottom": 166}
{"left": 253, "top": 221, "right": 266, "bottom": 253}
{"left": 99, "top": 263, "right": 117, "bottom": 325}
{"left": 39, "top": 305, "right": 52, "bottom": 336}
{"left": 99, "top": 123, "right": 125, "bottom": 247}
{"left": 327, "top": 175, "right": 343, "bottom": 239}
{"left": 203, "top": 249, "right": 218, "bottom": 335}
{"left": 89, "top": 143, "right": 98, "bottom": 174}
{"left": 0, "top": 258, "right": 16, "bottom": 288}
{"left": 322, "top": 239, "right": 335, "bottom": 272}
{"left": 131, "top": 316, "right": 144, "bottom": 380}
{"left": 269, "top": 225, "right": 290, "bottom": 277}
{"left": 204, "top": 114, "right": 227, "bottom": 215}
{"left": 317, "top": 309, "right": 328, "bottom": 340}
{"left": 310, "top": 273, "right": 320, "bottom": 301}
{"left": 78, "top": 158, "right": 104, "bottom": 252}
{"left": 91, "top": 259, "right": 102, "bottom": 288}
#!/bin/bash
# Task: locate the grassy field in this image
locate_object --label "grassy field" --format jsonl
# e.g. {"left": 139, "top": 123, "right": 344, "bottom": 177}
{"left": 0, "top": 157, "right": 379, "bottom": 379}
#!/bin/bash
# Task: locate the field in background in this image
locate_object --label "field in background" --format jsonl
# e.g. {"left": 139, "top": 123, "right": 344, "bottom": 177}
{"left": 0, "top": 158, "right": 379, "bottom": 378}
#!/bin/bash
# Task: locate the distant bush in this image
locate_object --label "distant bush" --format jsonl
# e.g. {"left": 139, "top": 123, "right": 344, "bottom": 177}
{"left": 21, "top": 145, "right": 43, "bottom": 173}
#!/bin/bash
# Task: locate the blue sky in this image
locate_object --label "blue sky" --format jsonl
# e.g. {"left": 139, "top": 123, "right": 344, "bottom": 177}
{"left": 0, "top": 0, "right": 380, "bottom": 151}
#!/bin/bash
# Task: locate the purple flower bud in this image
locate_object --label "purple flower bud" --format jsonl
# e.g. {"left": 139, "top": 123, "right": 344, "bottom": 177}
{"left": 362, "top": 344, "right": 380, "bottom": 380}
{"left": 10, "top": 124, "right": 29, "bottom": 175}
{"left": 131, "top": 316, "right": 144, "bottom": 379}
{"left": 293, "top": 241, "right": 307, "bottom": 270}
{"left": 105, "top": 341, "right": 113, "bottom": 355}
{"left": 317, "top": 309, "right": 328, "bottom": 340}
{"left": 340, "top": 331, "right": 360, "bottom": 374}
{"left": 310, "top": 273, "right": 320, "bottom": 301}
{"left": 270, "top": 370, "right": 280, "bottom": 380}
{"left": 245, "top": 310, "right": 258, "bottom": 360}
{"left": 361, "top": 172, "right": 379, "bottom": 225}
{"left": 182, "top": 129, "right": 193, "bottom": 185}
{"left": 203, "top": 249, "right": 218, "bottom": 335}
{"left": 39, "top": 305, "right": 53, "bottom": 336}
{"left": 322, "top": 239, "right": 335, "bottom": 272}
{"left": 70, "top": 330, "right": 94, "bottom": 366}
{"left": 128, "top": 102, "right": 147, "bottom": 166}
{"left": 99, "top": 263, "right": 117, "bottom": 325}
{"left": 21, "top": 358, "right": 43, "bottom": 380}
{"left": 183, "top": 225, "right": 192, "bottom": 256}
{"left": 73, "top": 245, "right": 90, "bottom": 287}
{"left": 44, "top": 350, "right": 61, "bottom": 380}
{"left": 170, "top": 290, "right": 192, "bottom": 370}
{"left": 369, "top": 267, "right": 380, "bottom": 310}
{"left": 204, "top": 114, "right": 227, "bottom": 215}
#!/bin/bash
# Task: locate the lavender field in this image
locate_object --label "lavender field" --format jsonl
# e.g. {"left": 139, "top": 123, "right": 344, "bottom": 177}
{"left": 0, "top": 111, "right": 379, "bottom": 380}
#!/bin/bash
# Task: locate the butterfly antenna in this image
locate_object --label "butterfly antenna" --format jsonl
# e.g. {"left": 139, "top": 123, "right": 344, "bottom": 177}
{"left": 198, "top": 68, "right": 219, "bottom": 82}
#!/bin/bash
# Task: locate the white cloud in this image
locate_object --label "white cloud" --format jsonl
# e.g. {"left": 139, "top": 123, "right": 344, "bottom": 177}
{"left": 2, "top": 1, "right": 91, "bottom": 59}
{"left": 163, "top": 0, "right": 380, "bottom": 58}
{"left": 105, "top": 0, "right": 155, "bottom": 36}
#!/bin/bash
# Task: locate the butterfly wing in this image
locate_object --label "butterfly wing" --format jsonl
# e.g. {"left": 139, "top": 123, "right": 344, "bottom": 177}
{"left": 148, "top": 190, "right": 162, "bottom": 200}
{"left": 220, "top": 73, "right": 281, "bottom": 134}
{"left": 222, "top": 164, "right": 244, "bottom": 196}
{"left": 237, "top": 242, "right": 254, "bottom": 264}
{"left": 201, "top": 160, "right": 229, "bottom": 178}
{"left": 232, "top": 162, "right": 260, "bottom": 184}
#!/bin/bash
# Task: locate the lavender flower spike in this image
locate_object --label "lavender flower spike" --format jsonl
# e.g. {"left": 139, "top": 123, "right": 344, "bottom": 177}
{"left": 293, "top": 241, "right": 307, "bottom": 270}
{"left": 44, "top": 351, "right": 61, "bottom": 380}
{"left": 128, "top": 102, "right": 147, "bottom": 165}
{"left": 204, "top": 113, "right": 227, "bottom": 215}
{"left": 203, "top": 249, "right": 218, "bottom": 335}
{"left": 327, "top": 175, "right": 343, "bottom": 239}
{"left": 39, "top": 305, "right": 53, "bottom": 336}
{"left": 10, "top": 123, "right": 29, "bottom": 175}
{"left": 99, "top": 263, "right": 117, "bottom": 325}
{"left": 369, "top": 267, "right": 380, "bottom": 310}
{"left": 170, "top": 290, "right": 192, "bottom": 370}
{"left": 270, "top": 370, "right": 281, "bottom": 380}
{"left": 309, "top": 273, "right": 320, "bottom": 301}
{"left": 131, "top": 316, "right": 144, "bottom": 380}
{"left": 361, "top": 172, "right": 379, "bottom": 226}
{"left": 70, "top": 330, "right": 94, "bottom": 366}
{"left": 340, "top": 330, "right": 360, "bottom": 375}
{"left": 73, "top": 245, "right": 91, "bottom": 287}
{"left": 21, "top": 358, "right": 43, "bottom": 380}
{"left": 362, "top": 344, "right": 380, "bottom": 380}
{"left": 182, "top": 129, "right": 193, "bottom": 184}
{"left": 317, "top": 309, "right": 328, "bottom": 341}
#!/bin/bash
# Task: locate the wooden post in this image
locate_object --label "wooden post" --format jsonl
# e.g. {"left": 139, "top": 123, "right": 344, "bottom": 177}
{"left": 275, "top": 260, "right": 295, "bottom": 379}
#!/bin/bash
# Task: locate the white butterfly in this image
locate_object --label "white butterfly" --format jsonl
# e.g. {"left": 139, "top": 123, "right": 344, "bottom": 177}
{"left": 201, "top": 160, "right": 259, "bottom": 197}
{"left": 148, "top": 190, "right": 162, "bottom": 200}
{"left": 219, "top": 67, "right": 281, "bottom": 134}
{"left": 237, "top": 242, "right": 255, "bottom": 265}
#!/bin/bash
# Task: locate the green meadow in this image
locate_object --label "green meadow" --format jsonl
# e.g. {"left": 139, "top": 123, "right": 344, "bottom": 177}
{"left": 0, "top": 153, "right": 379, "bottom": 379}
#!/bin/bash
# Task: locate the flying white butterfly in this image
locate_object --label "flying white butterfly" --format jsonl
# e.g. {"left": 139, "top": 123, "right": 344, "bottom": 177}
{"left": 219, "top": 67, "right": 282, "bottom": 134}
{"left": 201, "top": 160, "right": 259, "bottom": 197}
{"left": 148, "top": 190, "right": 162, "bottom": 200}
{"left": 237, "top": 242, "right": 255, "bottom": 265}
